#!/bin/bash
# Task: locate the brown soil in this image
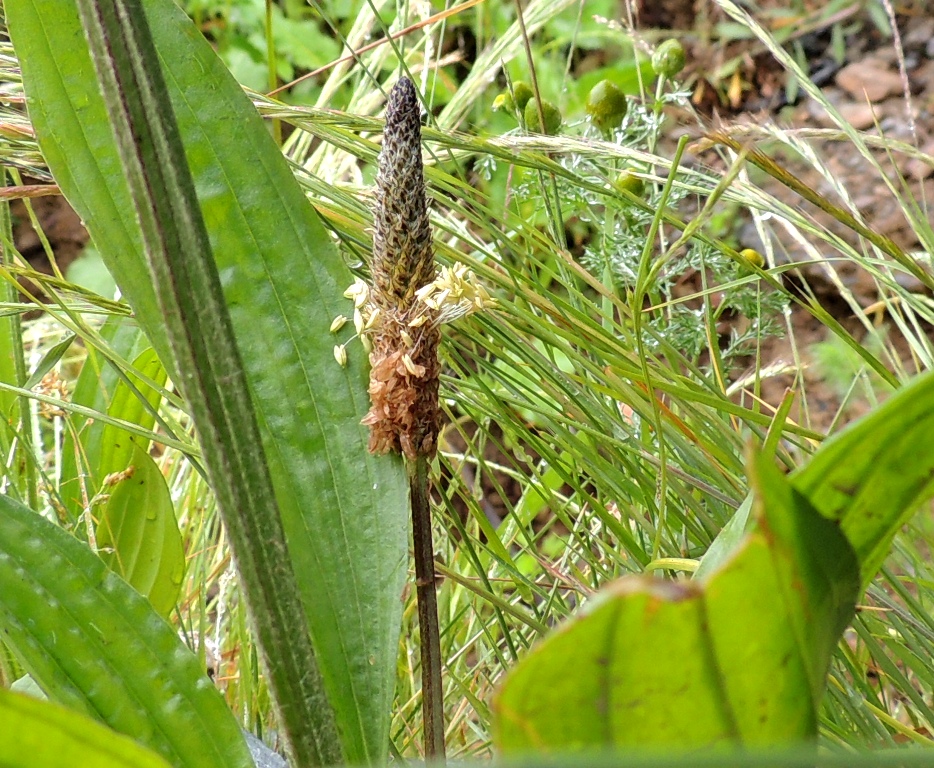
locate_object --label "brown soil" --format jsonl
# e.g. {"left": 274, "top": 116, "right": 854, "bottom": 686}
{"left": 12, "top": 188, "right": 87, "bottom": 288}
{"left": 736, "top": 14, "right": 934, "bottom": 429}
{"left": 643, "top": 3, "right": 934, "bottom": 430}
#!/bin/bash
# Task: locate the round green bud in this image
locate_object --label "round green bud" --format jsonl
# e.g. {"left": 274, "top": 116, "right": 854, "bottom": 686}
{"left": 652, "top": 39, "right": 686, "bottom": 78}
{"left": 586, "top": 80, "right": 628, "bottom": 133}
{"left": 739, "top": 248, "right": 765, "bottom": 270}
{"left": 511, "top": 81, "right": 534, "bottom": 111}
{"left": 613, "top": 170, "right": 645, "bottom": 197}
{"left": 493, "top": 82, "right": 534, "bottom": 117}
{"left": 524, "top": 98, "right": 562, "bottom": 135}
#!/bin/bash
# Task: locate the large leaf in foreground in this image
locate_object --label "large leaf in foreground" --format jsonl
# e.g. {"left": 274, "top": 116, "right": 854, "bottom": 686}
{"left": 697, "top": 371, "right": 934, "bottom": 589}
{"left": 7, "top": 1, "right": 409, "bottom": 761}
{"left": 791, "top": 370, "right": 934, "bottom": 586}
{"left": 494, "top": 456, "right": 859, "bottom": 752}
{"left": 0, "top": 688, "right": 172, "bottom": 768}
{"left": 0, "top": 493, "right": 251, "bottom": 768}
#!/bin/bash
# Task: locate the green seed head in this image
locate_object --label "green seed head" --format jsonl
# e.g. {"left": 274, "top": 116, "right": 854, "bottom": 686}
{"left": 652, "top": 39, "right": 686, "bottom": 78}
{"left": 492, "top": 92, "right": 513, "bottom": 112}
{"left": 586, "top": 80, "right": 628, "bottom": 133}
{"left": 493, "top": 81, "right": 534, "bottom": 115}
{"left": 739, "top": 248, "right": 765, "bottom": 270}
{"left": 512, "top": 81, "right": 534, "bottom": 110}
{"left": 613, "top": 170, "right": 645, "bottom": 198}
{"left": 524, "top": 98, "right": 562, "bottom": 135}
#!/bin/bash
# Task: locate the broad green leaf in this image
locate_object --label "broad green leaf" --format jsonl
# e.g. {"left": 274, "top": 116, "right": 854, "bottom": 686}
{"left": 7, "top": 2, "right": 409, "bottom": 761}
{"left": 96, "top": 442, "right": 185, "bottom": 617}
{"left": 706, "top": 457, "right": 858, "bottom": 718}
{"left": 791, "top": 370, "right": 934, "bottom": 586}
{"left": 0, "top": 493, "right": 252, "bottom": 768}
{"left": 0, "top": 687, "right": 172, "bottom": 768}
{"left": 58, "top": 330, "right": 182, "bottom": 616}
{"left": 498, "top": 577, "right": 738, "bottom": 751}
{"left": 699, "top": 371, "right": 934, "bottom": 589}
{"left": 96, "top": 347, "right": 167, "bottom": 487}
{"left": 70, "top": 319, "right": 154, "bottom": 418}
{"left": 59, "top": 317, "right": 162, "bottom": 518}
{"left": 494, "top": 454, "right": 859, "bottom": 752}
{"left": 692, "top": 491, "right": 753, "bottom": 581}
{"left": 77, "top": 2, "right": 338, "bottom": 760}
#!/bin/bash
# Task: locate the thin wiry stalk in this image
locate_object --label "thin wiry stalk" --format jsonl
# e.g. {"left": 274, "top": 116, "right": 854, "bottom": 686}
{"left": 409, "top": 453, "right": 445, "bottom": 760}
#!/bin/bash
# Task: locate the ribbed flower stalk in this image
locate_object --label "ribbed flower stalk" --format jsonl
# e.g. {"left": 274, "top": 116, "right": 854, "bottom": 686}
{"left": 364, "top": 76, "right": 446, "bottom": 762}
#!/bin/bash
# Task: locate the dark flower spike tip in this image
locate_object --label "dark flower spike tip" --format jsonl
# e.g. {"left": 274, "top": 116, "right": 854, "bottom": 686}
{"left": 371, "top": 77, "right": 434, "bottom": 311}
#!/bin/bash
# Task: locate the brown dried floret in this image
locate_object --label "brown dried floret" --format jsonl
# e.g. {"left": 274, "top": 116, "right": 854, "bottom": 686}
{"left": 362, "top": 308, "right": 441, "bottom": 459}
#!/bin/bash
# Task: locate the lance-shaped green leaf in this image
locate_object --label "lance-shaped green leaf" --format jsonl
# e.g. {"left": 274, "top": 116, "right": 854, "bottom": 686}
{"left": 494, "top": 454, "right": 859, "bottom": 752}
{"left": 58, "top": 335, "right": 183, "bottom": 616}
{"left": 0, "top": 493, "right": 252, "bottom": 768}
{"left": 59, "top": 318, "right": 167, "bottom": 518}
{"left": 63, "top": 0, "right": 340, "bottom": 763}
{"left": 0, "top": 687, "right": 172, "bottom": 768}
{"left": 95, "top": 349, "right": 167, "bottom": 485}
{"left": 54, "top": 328, "right": 183, "bottom": 616}
{"left": 96, "top": 442, "right": 185, "bottom": 617}
{"left": 7, "top": 0, "right": 409, "bottom": 763}
{"left": 698, "top": 371, "right": 934, "bottom": 590}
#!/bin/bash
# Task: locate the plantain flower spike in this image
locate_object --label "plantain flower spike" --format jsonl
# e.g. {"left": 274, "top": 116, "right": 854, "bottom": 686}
{"left": 362, "top": 77, "right": 442, "bottom": 460}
